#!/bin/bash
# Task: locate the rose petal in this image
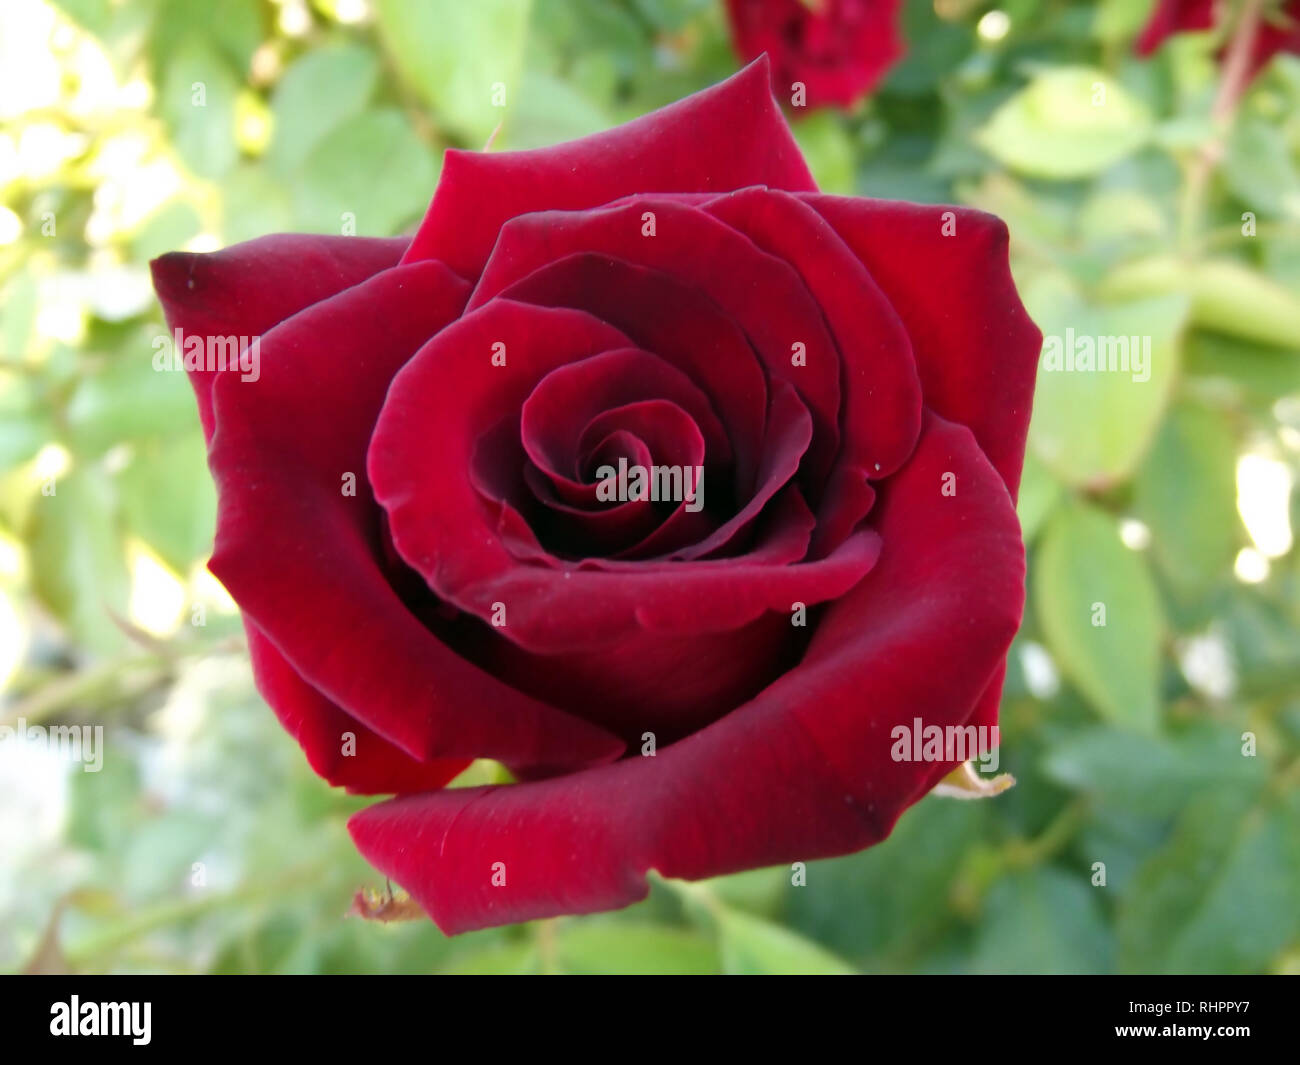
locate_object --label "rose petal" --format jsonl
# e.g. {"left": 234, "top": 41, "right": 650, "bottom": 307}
{"left": 207, "top": 265, "right": 625, "bottom": 768}
{"left": 348, "top": 411, "right": 1025, "bottom": 932}
{"left": 499, "top": 253, "right": 769, "bottom": 494}
{"left": 702, "top": 187, "right": 921, "bottom": 553}
{"left": 519, "top": 348, "right": 730, "bottom": 497}
{"left": 468, "top": 199, "right": 843, "bottom": 488}
{"left": 803, "top": 195, "right": 1041, "bottom": 498}
{"left": 372, "top": 298, "right": 872, "bottom": 653}
{"left": 1135, "top": 0, "right": 1216, "bottom": 55}
{"left": 401, "top": 57, "right": 815, "bottom": 278}
{"left": 726, "top": 0, "right": 905, "bottom": 110}
{"left": 150, "top": 234, "right": 408, "bottom": 441}
{"left": 247, "top": 623, "right": 469, "bottom": 795}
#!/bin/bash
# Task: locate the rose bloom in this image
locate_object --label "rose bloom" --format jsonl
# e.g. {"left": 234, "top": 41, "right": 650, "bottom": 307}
{"left": 152, "top": 58, "right": 1039, "bottom": 934}
{"left": 1136, "top": 0, "right": 1300, "bottom": 80}
{"left": 725, "top": 0, "right": 904, "bottom": 110}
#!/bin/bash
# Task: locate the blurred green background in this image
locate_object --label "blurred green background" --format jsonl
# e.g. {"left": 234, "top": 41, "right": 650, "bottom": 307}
{"left": 2, "top": 0, "right": 1298, "bottom": 975}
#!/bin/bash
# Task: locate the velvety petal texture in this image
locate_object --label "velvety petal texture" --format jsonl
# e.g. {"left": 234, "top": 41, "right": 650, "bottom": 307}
{"left": 349, "top": 414, "right": 1025, "bottom": 932}
{"left": 153, "top": 59, "right": 1040, "bottom": 935}
{"left": 401, "top": 57, "right": 815, "bottom": 278}
{"left": 151, "top": 234, "right": 408, "bottom": 440}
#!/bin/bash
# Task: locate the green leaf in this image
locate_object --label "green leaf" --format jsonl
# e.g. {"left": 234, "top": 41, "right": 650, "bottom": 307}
{"left": 975, "top": 67, "right": 1152, "bottom": 179}
{"left": 1223, "top": 117, "right": 1300, "bottom": 219}
{"left": 374, "top": 0, "right": 532, "bottom": 145}
{"left": 438, "top": 941, "right": 541, "bottom": 974}
{"left": 702, "top": 866, "right": 788, "bottom": 916}
{"left": 970, "top": 868, "right": 1115, "bottom": 974}
{"left": 1092, "top": 0, "right": 1153, "bottom": 42}
{"left": 1, "top": 270, "right": 39, "bottom": 357}
{"left": 792, "top": 111, "right": 856, "bottom": 195}
{"left": 160, "top": 39, "right": 240, "bottom": 180}
{"left": 1033, "top": 501, "right": 1164, "bottom": 732}
{"left": 116, "top": 431, "right": 215, "bottom": 574}
{"left": 504, "top": 69, "right": 612, "bottom": 149}
{"left": 785, "top": 798, "right": 988, "bottom": 966}
{"left": 1185, "top": 260, "right": 1300, "bottom": 350}
{"left": 26, "top": 468, "right": 129, "bottom": 654}
{"left": 149, "top": 0, "right": 262, "bottom": 78}
{"left": 1117, "top": 789, "right": 1300, "bottom": 973}
{"left": 716, "top": 908, "right": 857, "bottom": 975}
{"left": 294, "top": 110, "right": 438, "bottom": 237}
{"left": 129, "top": 200, "right": 202, "bottom": 262}
{"left": 1026, "top": 274, "right": 1187, "bottom": 488}
{"left": 1184, "top": 330, "right": 1300, "bottom": 405}
{"left": 1043, "top": 724, "right": 1265, "bottom": 819}
{"left": 219, "top": 165, "right": 293, "bottom": 246}
{"left": 0, "top": 371, "right": 53, "bottom": 473}
{"left": 556, "top": 921, "right": 721, "bottom": 974}
{"left": 1016, "top": 448, "right": 1061, "bottom": 544}
{"left": 267, "top": 45, "right": 380, "bottom": 176}
{"left": 1098, "top": 256, "right": 1300, "bottom": 350}
{"left": 1133, "top": 399, "right": 1240, "bottom": 591}
{"left": 65, "top": 333, "right": 198, "bottom": 455}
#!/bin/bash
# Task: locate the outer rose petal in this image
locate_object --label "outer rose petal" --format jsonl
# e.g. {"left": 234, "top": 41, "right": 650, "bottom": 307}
{"left": 246, "top": 624, "right": 469, "bottom": 795}
{"left": 802, "top": 195, "right": 1041, "bottom": 499}
{"left": 400, "top": 57, "right": 816, "bottom": 279}
{"left": 348, "top": 412, "right": 1025, "bottom": 933}
{"left": 150, "top": 234, "right": 408, "bottom": 441}
{"left": 206, "top": 264, "right": 625, "bottom": 769}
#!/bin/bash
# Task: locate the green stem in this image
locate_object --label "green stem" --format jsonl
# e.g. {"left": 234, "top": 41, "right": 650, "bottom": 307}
{"left": 1004, "top": 798, "right": 1090, "bottom": 869}
{"left": 62, "top": 863, "right": 329, "bottom": 970}
{"left": 1178, "top": 0, "right": 1264, "bottom": 250}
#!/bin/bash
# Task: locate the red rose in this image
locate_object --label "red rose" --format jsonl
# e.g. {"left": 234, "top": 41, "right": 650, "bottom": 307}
{"left": 1136, "top": 0, "right": 1300, "bottom": 82}
{"left": 724, "top": 0, "right": 905, "bottom": 110}
{"left": 151, "top": 58, "right": 1038, "bottom": 934}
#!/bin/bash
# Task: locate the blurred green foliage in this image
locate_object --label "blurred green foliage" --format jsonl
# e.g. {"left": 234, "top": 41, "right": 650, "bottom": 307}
{"left": 1, "top": 0, "right": 1298, "bottom": 974}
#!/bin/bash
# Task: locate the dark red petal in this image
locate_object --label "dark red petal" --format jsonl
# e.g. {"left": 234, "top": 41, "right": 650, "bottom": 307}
{"left": 401, "top": 57, "right": 815, "bottom": 279}
{"left": 207, "top": 267, "right": 625, "bottom": 768}
{"left": 247, "top": 623, "right": 469, "bottom": 795}
{"left": 803, "top": 195, "right": 1041, "bottom": 499}
{"left": 469, "top": 199, "right": 843, "bottom": 488}
{"left": 1135, "top": 0, "right": 1216, "bottom": 55}
{"left": 150, "top": 234, "right": 408, "bottom": 441}
{"left": 668, "top": 376, "right": 811, "bottom": 561}
{"left": 726, "top": 0, "right": 905, "bottom": 110}
{"left": 371, "top": 298, "right": 870, "bottom": 653}
{"left": 348, "top": 411, "right": 1025, "bottom": 933}
{"left": 1246, "top": 0, "right": 1300, "bottom": 79}
{"left": 519, "top": 348, "right": 731, "bottom": 492}
{"left": 499, "top": 253, "right": 769, "bottom": 494}
{"left": 703, "top": 187, "right": 921, "bottom": 553}
{"left": 525, "top": 400, "right": 714, "bottom": 561}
